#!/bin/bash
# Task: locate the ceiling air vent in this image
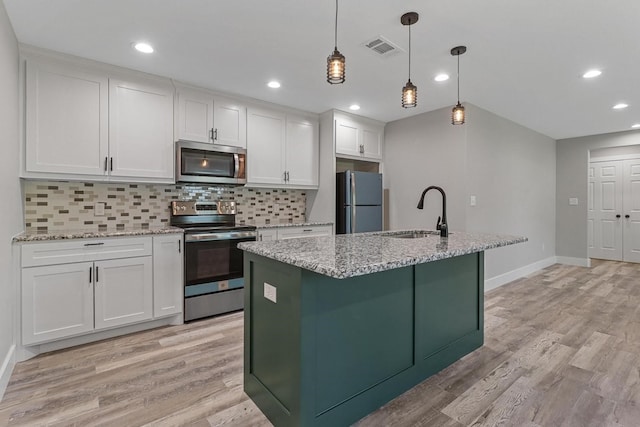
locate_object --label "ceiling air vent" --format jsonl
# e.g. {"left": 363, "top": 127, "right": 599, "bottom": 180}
{"left": 363, "top": 36, "right": 402, "bottom": 58}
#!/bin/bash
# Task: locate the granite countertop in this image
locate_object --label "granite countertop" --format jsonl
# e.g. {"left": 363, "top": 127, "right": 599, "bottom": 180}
{"left": 13, "top": 226, "right": 184, "bottom": 242}
{"left": 238, "top": 230, "right": 527, "bottom": 279}
{"left": 252, "top": 222, "right": 334, "bottom": 229}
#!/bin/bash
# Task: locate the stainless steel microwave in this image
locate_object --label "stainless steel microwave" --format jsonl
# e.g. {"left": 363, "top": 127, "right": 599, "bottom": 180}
{"left": 176, "top": 141, "right": 246, "bottom": 185}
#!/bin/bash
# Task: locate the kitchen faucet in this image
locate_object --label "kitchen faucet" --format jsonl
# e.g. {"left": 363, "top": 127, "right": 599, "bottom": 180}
{"left": 417, "top": 186, "right": 448, "bottom": 237}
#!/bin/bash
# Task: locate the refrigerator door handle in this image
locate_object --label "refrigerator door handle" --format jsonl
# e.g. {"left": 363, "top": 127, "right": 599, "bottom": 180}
{"left": 351, "top": 171, "right": 356, "bottom": 233}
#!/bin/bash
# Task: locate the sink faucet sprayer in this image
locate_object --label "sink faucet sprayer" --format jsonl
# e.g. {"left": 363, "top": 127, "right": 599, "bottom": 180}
{"left": 417, "top": 186, "right": 448, "bottom": 237}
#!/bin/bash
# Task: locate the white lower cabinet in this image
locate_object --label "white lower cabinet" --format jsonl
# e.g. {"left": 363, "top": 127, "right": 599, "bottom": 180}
{"left": 20, "top": 234, "right": 183, "bottom": 346}
{"left": 257, "top": 224, "right": 333, "bottom": 241}
{"left": 94, "top": 257, "right": 153, "bottom": 330}
{"left": 22, "top": 262, "right": 95, "bottom": 345}
{"left": 152, "top": 234, "right": 184, "bottom": 317}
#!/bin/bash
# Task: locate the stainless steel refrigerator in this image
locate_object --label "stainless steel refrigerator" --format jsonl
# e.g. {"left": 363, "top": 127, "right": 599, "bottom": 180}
{"left": 336, "top": 170, "right": 383, "bottom": 234}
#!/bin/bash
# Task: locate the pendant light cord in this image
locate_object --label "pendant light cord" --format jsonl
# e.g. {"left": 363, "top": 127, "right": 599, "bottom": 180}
{"left": 457, "top": 54, "right": 460, "bottom": 103}
{"left": 334, "top": 0, "right": 339, "bottom": 50}
{"left": 408, "top": 19, "right": 412, "bottom": 80}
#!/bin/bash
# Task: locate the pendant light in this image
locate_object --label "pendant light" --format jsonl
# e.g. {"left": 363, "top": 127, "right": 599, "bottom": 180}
{"left": 401, "top": 12, "right": 419, "bottom": 108}
{"left": 327, "top": 0, "right": 345, "bottom": 84}
{"left": 451, "top": 45, "right": 467, "bottom": 125}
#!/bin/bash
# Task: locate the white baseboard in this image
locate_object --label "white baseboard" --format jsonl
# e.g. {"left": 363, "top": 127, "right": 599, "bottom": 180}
{"left": 0, "top": 344, "right": 16, "bottom": 402}
{"left": 485, "top": 256, "right": 557, "bottom": 292}
{"left": 555, "top": 256, "right": 591, "bottom": 267}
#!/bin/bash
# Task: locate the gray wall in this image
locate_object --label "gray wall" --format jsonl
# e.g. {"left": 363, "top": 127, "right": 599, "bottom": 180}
{"left": 557, "top": 130, "right": 640, "bottom": 259}
{"left": 0, "top": 0, "right": 22, "bottom": 399}
{"left": 385, "top": 103, "right": 556, "bottom": 280}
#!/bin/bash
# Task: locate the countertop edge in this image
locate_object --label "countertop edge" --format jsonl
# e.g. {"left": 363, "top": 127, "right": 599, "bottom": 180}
{"left": 251, "top": 222, "right": 334, "bottom": 229}
{"left": 13, "top": 227, "right": 184, "bottom": 243}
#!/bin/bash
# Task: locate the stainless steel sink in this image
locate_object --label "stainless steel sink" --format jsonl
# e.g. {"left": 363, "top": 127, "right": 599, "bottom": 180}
{"left": 384, "top": 230, "right": 452, "bottom": 239}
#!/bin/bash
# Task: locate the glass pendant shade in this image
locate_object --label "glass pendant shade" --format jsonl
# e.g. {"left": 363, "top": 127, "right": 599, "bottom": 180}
{"left": 402, "top": 80, "right": 417, "bottom": 108}
{"left": 452, "top": 103, "right": 465, "bottom": 125}
{"left": 327, "top": 49, "right": 346, "bottom": 84}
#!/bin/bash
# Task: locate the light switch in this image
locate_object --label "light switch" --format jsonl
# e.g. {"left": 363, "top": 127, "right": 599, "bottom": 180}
{"left": 264, "top": 282, "right": 277, "bottom": 303}
{"left": 94, "top": 202, "right": 106, "bottom": 216}
{"left": 569, "top": 198, "right": 579, "bottom": 206}
{"left": 470, "top": 195, "right": 477, "bottom": 207}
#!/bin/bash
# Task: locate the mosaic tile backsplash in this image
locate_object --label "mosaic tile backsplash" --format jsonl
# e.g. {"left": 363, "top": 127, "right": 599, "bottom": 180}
{"left": 24, "top": 181, "right": 307, "bottom": 232}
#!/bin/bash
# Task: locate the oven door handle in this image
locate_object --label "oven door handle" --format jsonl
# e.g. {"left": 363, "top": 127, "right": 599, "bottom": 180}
{"left": 185, "top": 231, "right": 257, "bottom": 242}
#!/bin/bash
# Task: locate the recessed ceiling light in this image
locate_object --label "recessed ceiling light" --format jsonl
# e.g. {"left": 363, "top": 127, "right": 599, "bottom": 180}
{"left": 267, "top": 81, "right": 281, "bottom": 89}
{"left": 613, "top": 103, "right": 629, "bottom": 110}
{"left": 133, "top": 42, "right": 154, "bottom": 54}
{"left": 434, "top": 74, "right": 449, "bottom": 82}
{"left": 349, "top": 104, "right": 361, "bottom": 111}
{"left": 582, "top": 69, "right": 602, "bottom": 79}
{"left": 632, "top": 124, "right": 640, "bottom": 129}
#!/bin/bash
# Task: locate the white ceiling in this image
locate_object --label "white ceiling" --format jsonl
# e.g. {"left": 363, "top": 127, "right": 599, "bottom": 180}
{"left": 4, "top": 0, "right": 640, "bottom": 140}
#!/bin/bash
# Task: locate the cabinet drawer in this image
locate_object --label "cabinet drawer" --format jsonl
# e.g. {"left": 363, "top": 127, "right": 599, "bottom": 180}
{"left": 277, "top": 225, "right": 333, "bottom": 240}
{"left": 22, "top": 236, "right": 153, "bottom": 267}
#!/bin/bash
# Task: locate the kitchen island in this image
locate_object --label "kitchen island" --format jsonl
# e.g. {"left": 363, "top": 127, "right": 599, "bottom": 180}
{"left": 239, "top": 230, "right": 526, "bottom": 427}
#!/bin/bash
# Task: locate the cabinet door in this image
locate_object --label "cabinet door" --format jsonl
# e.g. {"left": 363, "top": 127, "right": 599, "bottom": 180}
{"left": 335, "top": 118, "right": 360, "bottom": 157}
{"left": 247, "top": 108, "right": 286, "bottom": 185}
{"left": 94, "top": 257, "right": 153, "bottom": 330}
{"left": 213, "top": 96, "right": 247, "bottom": 148}
{"left": 257, "top": 229, "right": 278, "bottom": 241}
{"left": 25, "top": 59, "right": 108, "bottom": 176}
{"left": 109, "top": 78, "right": 174, "bottom": 180}
{"left": 177, "top": 87, "right": 214, "bottom": 143}
{"left": 22, "top": 262, "right": 94, "bottom": 345}
{"left": 361, "top": 125, "right": 383, "bottom": 160}
{"left": 153, "top": 235, "right": 184, "bottom": 318}
{"left": 286, "top": 115, "right": 319, "bottom": 187}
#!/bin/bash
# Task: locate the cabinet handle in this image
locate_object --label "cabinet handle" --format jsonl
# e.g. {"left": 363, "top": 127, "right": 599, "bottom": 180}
{"left": 626, "top": 214, "right": 631, "bottom": 219}
{"left": 359, "top": 144, "right": 364, "bottom": 154}
{"left": 95, "top": 266, "right": 99, "bottom": 283}
{"left": 283, "top": 171, "right": 287, "bottom": 182}
{"left": 210, "top": 128, "right": 214, "bottom": 141}
{"left": 84, "top": 242, "right": 105, "bottom": 247}
{"left": 104, "top": 157, "right": 108, "bottom": 172}
{"left": 214, "top": 128, "right": 218, "bottom": 141}
{"left": 616, "top": 214, "right": 621, "bottom": 218}
{"left": 110, "top": 157, "right": 113, "bottom": 172}
{"left": 89, "top": 267, "right": 92, "bottom": 283}
{"left": 178, "top": 240, "right": 182, "bottom": 253}
{"left": 286, "top": 171, "right": 290, "bottom": 182}
{"left": 303, "top": 229, "right": 313, "bottom": 232}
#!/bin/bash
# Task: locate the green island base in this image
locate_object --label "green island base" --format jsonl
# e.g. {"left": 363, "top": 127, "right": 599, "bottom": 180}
{"left": 243, "top": 251, "right": 484, "bottom": 426}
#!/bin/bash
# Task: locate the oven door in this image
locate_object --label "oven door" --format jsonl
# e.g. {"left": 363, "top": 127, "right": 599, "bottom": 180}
{"left": 184, "top": 231, "right": 255, "bottom": 296}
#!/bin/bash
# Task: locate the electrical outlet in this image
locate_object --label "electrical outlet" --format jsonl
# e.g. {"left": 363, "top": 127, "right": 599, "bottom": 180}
{"left": 264, "top": 282, "right": 277, "bottom": 303}
{"left": 569, "top": 198, "right": 579, "bottom": 206}
{"left": 94, "top": 202, "right": 106, "bottom": 216}
{"left": 470, "top": 195, "right": 477, "bottom": 207}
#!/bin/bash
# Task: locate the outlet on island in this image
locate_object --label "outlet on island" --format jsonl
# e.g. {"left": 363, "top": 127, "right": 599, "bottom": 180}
{"left": 94, "top": 202, "right": 106, "bottom": 216}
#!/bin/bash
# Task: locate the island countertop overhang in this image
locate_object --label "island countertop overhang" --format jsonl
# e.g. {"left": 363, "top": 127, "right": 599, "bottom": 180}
{"left": 238, "top": 230, "right": 527, "bottom": 279}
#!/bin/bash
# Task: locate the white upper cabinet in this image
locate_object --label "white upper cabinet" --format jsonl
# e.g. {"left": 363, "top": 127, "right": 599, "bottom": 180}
{"left": 247, "top": 107, "right": 319, "bottom": 189}
{"left": 335, "top": 113, "right": 384, "bottom": 161}
{"left": 247, "top": 107, "right": 286, "bottom": 186}
{"left": 109, "top": 78, "right": 174, "bottom": 180}
{"left": 22, "top": 53, "right": 175, "bottom": 183}
{"left": 286, "top": 115, "right": 319, "bottom": 187}
{"left": 176, "top": 86, "right": 247, "bottom": 148}
{"left": 25, "top": 58, "right": 109, "bottom": 177}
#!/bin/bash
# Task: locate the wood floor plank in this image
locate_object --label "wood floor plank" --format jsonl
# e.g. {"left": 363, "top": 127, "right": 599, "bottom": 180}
{"left": 2, "top": 260, "right": 640, "bottom": 426}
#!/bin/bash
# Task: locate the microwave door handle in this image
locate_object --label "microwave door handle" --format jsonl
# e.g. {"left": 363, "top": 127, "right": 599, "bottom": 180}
{"left": 234, "top": 154, "right": 240, "bottom": 178}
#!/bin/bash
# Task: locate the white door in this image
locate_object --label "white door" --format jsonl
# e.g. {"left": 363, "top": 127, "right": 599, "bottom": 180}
{"left": 152, "top": 235, "right": 184, "bottom": 318}
{"left": 213, "top": 96, "right": 247, "bottom": 148}
{"left": 177, "top": 87, "right": 214, "bottom": 143}
{"left": 285, "top": 115, "right": 318, "bottom": 187}
{"left": 589, "top": 161, "right": 623, "bottom": 260}
{"left": 361, "top": 126, "right": 383, "bottom": 160}
{"left": 25, "top": 59, "right": 109, "bottom": 177}
{"left": 109, "top": 78, "right": 174, "bottom": 180}
{"left": 94, "top": 257, "right": 153, "bottom": 330}
{"left": 335, "top": 118, "right": 360, "bottom": 157}
{"left": 623, "top": 159, "right": 640, "bottom": 262}
{"left": 246, "top": 108, "right": 286, "bottom": 185}
{"left": 22, "top": 262, "right": 95, "bottom": 345}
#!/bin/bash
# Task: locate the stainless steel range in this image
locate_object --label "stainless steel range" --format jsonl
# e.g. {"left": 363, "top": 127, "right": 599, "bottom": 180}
{"left": 170, "top": 200, "right": 256, "bottom": 322}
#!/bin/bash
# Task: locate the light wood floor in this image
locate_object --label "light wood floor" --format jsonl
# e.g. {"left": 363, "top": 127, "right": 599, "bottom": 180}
{"left": 2, "top": 259, "right": 640, "bottom": 426}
